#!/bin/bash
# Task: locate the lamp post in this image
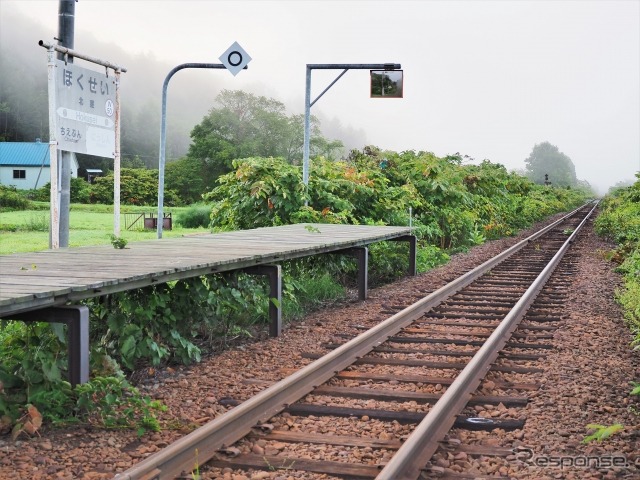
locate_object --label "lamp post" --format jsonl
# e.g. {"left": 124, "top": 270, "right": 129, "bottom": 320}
{"left": 302, "top": 63, "right": 401, "bottom": 187}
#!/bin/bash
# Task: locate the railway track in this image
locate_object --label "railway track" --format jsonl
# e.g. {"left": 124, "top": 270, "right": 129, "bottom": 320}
{"left": 115, "top": 202, "right": 597, "bottom": 480}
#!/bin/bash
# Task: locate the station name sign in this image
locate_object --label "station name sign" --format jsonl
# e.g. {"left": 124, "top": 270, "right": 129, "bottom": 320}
{"left": 55, "top": 60, "right": 116, "bottom": 158}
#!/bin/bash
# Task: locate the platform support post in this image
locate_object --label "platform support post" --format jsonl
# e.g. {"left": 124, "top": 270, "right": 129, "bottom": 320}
{"left": 390, "top": 234, "right": 417, "bottom": 276}
{"left": 243, "top": 265, "right": 282, "bottom": 337}
{"left": 10, "top": 305, "right": 90, "bottom": 386}
{"left": 331, "top": 246, "right": 368, "bottom": 300}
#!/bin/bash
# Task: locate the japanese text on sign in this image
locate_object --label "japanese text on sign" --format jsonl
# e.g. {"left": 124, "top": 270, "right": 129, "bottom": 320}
{"left": 55, "top": 60, "right": 116, "bottom": 158}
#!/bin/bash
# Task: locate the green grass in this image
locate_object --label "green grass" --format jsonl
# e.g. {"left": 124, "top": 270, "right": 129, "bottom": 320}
{"left": 0, "top": 204, "right": 210, "bottom": 254}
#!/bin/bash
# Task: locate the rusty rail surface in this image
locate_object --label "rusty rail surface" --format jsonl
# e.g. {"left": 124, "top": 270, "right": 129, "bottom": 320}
{"left": 377, "top": 201, "right": 598, "bottom": 479}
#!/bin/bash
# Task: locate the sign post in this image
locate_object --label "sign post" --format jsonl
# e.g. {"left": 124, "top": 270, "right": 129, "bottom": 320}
{"left": 156, "top": 42, "right": 251, "bottom": 239}
{"left": 219, "top": 42, "right": 252, "bottom": 76}
{"left": 46, "top": 46, "right": 60, "bottom": 248}
{"left": 40, "top": 40, "right": 126, "bottom": 247}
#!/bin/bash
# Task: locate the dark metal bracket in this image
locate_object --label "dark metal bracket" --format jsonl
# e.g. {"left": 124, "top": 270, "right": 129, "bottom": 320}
{"left": 329, "top": 246, "right": 369, "bottom": 301}
{"left": 10, "top": 305, "right": 89, "bottom": 386}
{"left": 242, "top": 265, "right": 282, "bottom": 337}
{"left": 389, "top": 234, "right": 417, "bottom": 276}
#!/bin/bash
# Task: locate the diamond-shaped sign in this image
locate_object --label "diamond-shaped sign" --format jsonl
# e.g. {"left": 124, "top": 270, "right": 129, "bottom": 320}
{"left": 219, "top": 41, "right": 251, "bottom": 76}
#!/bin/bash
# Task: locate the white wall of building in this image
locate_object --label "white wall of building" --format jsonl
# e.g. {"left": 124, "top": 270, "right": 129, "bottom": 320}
{"left": 0, "top": 156, "right": 79, "bottom": 190}
{"left": 0, "top": 166, "right": 52, "bottom": 189}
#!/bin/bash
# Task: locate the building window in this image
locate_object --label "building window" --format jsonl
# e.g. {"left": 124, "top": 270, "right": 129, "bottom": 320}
{"left": 13, "top": 169, "right": 26, "bottom": 179}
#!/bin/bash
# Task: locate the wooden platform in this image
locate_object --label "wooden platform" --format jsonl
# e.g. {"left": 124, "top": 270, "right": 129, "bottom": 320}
{"left": 0, "top": 223, "right": 413, "bottom": 318}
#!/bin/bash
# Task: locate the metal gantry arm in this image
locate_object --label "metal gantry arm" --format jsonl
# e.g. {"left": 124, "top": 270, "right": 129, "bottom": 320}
{"left": 302, "top": 63, "right": 401, "bottom": 186}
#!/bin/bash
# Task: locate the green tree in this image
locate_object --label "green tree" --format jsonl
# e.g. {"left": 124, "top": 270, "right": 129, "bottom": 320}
{"left": 165, "top": 157, "right": 207, "bottom": 204}
{"left": 188, "top": 90, "right": 344, "bottom": 182}
{"left": 188, "top": 90, "right": 290, "bottom": 178}
{"left": 524, "top": 142, "right": 577, "bottom": 187}
{"left": 90, "top": 168, "right": 181, "bottom": 206}
{"left": 284, "top": 113, "right": 331, "bottom": 164}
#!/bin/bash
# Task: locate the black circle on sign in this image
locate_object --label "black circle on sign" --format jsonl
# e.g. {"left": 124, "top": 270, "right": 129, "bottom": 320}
{"left": 228, "top": 51, "right": 243, "bottom": 67}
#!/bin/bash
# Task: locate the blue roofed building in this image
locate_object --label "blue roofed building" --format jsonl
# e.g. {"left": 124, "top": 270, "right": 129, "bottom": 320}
{"left": 0, "top": 141, "right": 79, "bottom": 190}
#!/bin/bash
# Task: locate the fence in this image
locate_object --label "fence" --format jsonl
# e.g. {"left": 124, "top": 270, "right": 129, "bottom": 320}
{"left": 124, "top": 212, "right": 172, "bottom": 231}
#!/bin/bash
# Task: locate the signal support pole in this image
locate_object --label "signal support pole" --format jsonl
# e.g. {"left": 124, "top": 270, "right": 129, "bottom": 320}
{"left": 302, "top": 63, "right": 401, "bottom": 187}
{"left": 156, "top": 49, "right": 249, "bottom": 239}
{"left": 157, "top": 64, "right": 226, "bottom": 239}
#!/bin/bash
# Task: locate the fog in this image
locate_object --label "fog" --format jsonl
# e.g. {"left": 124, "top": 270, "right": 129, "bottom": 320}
{"left": 2, "top": 0, "right": 639, "bottom": 194}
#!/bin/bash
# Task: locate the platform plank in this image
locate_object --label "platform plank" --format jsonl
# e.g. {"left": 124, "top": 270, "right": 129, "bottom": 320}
{"left": 0, "top": 224, "right": 411, "bottom": 317}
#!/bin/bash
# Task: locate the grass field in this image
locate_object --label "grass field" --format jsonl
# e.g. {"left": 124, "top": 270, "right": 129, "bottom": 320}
{"left": 0, "top": 204, "right": 209, "bottom": 254}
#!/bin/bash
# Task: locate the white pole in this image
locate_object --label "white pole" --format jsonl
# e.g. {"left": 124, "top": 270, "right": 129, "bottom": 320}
{"left": 114, "top": 69, "right": 122, "bottom": 237}
{"left": 47, "top": 46, "right": 59, "bottom": 249}
{"left": 302, "top": 66, "right": 311, "bottom": 186}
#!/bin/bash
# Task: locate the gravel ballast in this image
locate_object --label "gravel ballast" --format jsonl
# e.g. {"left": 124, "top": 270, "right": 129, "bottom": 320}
{"left": 0, "top": 213, "right": 638, "bottom": 479}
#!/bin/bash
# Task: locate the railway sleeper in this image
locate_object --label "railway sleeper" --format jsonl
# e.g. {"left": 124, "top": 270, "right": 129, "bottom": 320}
{"left": 301, "top": 353, "right": 544, "bottom": 373}
{"left": 209, "top": 453, "right": 383, "bottom": 479}
{"left": 243, "top": 430, "right": 521, "bottom": 459}
{"left": 334, "top": 333, "right": 554, "bottom": 349}
{"left": 414, "top": 320, "right": 559, "bottom": 331}
{"left": 323, "top": 343, "right": 547, "bottom": 361}
{"left": 284, "top": 403, "right": 526, "bottom": 430}
{"left": 215, "top": 398, "right": 526, "bottom": 429}
{"left": 431, "top": 307, "right": 514, "bottom": 315}
{"left": 205, "top": 433, "right": 521, "bottom": 480}
{"left": 310, "top": 385, "right": 528, "bottom": 407}
{"left": 374, "top": 347, "right": 546, "bottom": 361}
{"left": 277, "top": 369, "right": 541, "bottom": 391}
{"left": 399, "top": 328, "right": 554, "bottom": 340}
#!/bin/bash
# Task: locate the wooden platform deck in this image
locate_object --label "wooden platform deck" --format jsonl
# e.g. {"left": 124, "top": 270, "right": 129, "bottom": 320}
{"left": 0, "top": 223, "right": 413, "bottom": 318}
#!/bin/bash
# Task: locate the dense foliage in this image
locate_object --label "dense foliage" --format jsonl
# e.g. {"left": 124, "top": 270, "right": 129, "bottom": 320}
{"left": 27, "top": 177, "right": 92, "bottom": 204}
{"left": 25, "top": 168, "right": 182, "bottom": 207}
{"left": 175, "top": 204, "right": 211, "bottom": 228}
{"left": 1, "top": 147, "right": 592, "bottom": 435}
{"left": 90, "top": 168, "right": 181, "bottom": 206}
{"left": 595, "top": 173, "right": 640, "bottom": 347}
{"left": 183, "top": 90, "right": 344, "bottom": 200}
{"left": 205, "top": 149, "right": 589, "bottom": 250}
{"left": 0, "top": 185, "right": 31, "bottom": 211}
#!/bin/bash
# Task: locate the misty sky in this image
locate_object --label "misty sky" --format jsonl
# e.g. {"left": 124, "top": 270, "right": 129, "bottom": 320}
{"left": 2, "top": 0, "right": 639, "bottom": 193}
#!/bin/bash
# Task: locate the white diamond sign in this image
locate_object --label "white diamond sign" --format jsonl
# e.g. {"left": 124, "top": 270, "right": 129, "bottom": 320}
{"left": 219, "top": 41, "right": 251, "bottom": 76}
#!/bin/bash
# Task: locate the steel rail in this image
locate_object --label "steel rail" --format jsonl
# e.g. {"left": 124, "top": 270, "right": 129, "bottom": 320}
{"left": 114, "top": 203, "right": 592, "bottom": 480}
{"left": 376, "top": 201, "right": 598, "bottom": 480}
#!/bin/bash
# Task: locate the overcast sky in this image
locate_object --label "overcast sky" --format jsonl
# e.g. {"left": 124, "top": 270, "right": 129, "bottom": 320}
{"left": 2, "top": 0, "right": 639, "bottom": 193}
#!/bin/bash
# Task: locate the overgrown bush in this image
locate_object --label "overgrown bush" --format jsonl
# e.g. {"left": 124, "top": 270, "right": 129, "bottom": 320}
{"left": 595, "top": 173, "right": 640, "bottom": 347}
{"left": 31, "top": 177, "right": 95, "bottom": 204}
{"left": 0, "top": 185, "right": 31, "bottom": 210}
{"left": 90, "top": 168, "right": 181, "bottom": 206}
{"left": 175, "top": 204, "right": 211, "bottom": 228}
{"left": 0, "top": 320, "right": 164, "bottom": 435}
{"left": 87, "top": 273, "right": 270, "bottom": 370}
{"left": 205, "top": 152, "right": 589, "bottom": 252}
